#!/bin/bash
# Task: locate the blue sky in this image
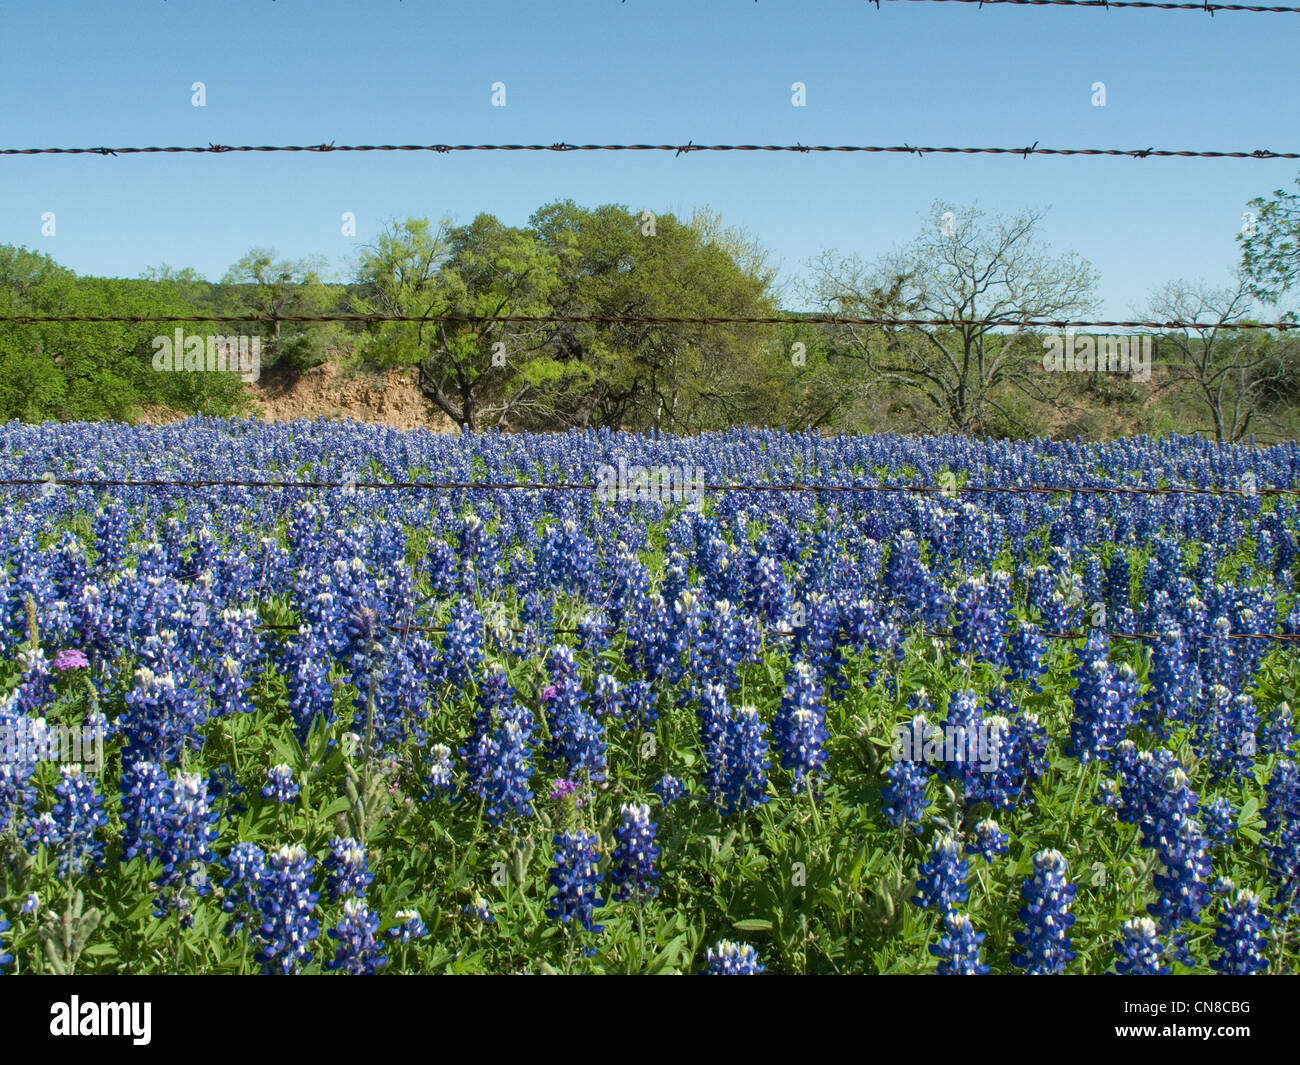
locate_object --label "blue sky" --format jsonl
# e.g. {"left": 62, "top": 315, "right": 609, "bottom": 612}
{"left": 1, "top": 0, "right": 1297, "bottom": 316}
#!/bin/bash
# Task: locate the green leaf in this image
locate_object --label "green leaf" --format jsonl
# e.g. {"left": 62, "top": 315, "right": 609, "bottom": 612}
{"left": 730, "top": 918, "right": 774, "bottom": 933}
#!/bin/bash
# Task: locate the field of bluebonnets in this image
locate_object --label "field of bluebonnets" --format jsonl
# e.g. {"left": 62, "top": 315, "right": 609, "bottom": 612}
{"left": 1, "top": 416, "right": 1299, "bottom": 976}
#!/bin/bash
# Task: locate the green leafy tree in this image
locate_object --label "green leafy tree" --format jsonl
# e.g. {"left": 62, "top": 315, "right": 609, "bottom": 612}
{"left": 529, "top": 200, "right": 778, "bottom": 432}
{"left": 0, "top": 245, "right": 248, "bottom": 421}
{"left": 355, "top": 216, "right": 561, "bottom": 429}
{"left": 220, "top": 249, "right": 338, "bottom": 373}
{"left": 1239, "top": 173, "right": 1300, "bottom": 319}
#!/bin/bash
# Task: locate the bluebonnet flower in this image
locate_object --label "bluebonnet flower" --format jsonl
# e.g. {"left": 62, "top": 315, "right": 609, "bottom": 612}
{"left": 460, "top": 664, "right": 535, "bottom": 825}
{"left": 967, "top": 819, "right": 1009, "bottom": 860}
{"left": 1066, "top": 635, "right": 1140, "bottom": 763}
{"left": 578, "top": 610, "right": 611, "bottom": 656}
{"left": 253, "top": 844, "right": 320, "bottom": 975}
{"left": 326, "top": 898, "right": 388, "bottom": 974}
{"left": 882, "top": 714, "right": 933, "bottom": 832}
{"left": 21, "top": 894, "right": 37, "bottom": 915}
{"left": 1262, "top": 758, "right": 1300, "bottom": 838}
{"left": 424, "top": 744, "right": 454, "bottom": 796}
{"left": 1011, "top": 849, "right": 1077, "bottom": 974}
{"left": 209, "top": 608, "right": 262, "bottom": 717}
{"left": 707, "top": 705, "right": 771, "bottom": 816}
{"left": 590, "top": 673, "right": 623, "bottom": 721}
{"left": 440, "top": 598, "right": 484, "bottom": 687}
{"left": 610, "top": 803, "right": 660, "bottom": 901}
{"left": 702, "top": 939, "right": 764, "bottom": 975}
{"left": 39, "top": 765, "right": 109, "bottom": 877}
{"left": 623, "top": 681, "right": 658, "bottom": 732}
{"left": 1261, "top": 701, "right": 1296, "bottom": 756}
{"left": 387, "top": 909, "right": 428, "bottom": 943}
{"left": 772, "top": 661, "right": 828, "bottom": 794}
{"left": 120, "top": 761, "right": 175, "bottom": 863}
{"left": 1197, "top": 687, "right": 1260, "bottom": 785}
{"left": 0, "top": 917, "right": 11, "bottom": 971}
{"left": 1114, "top": 916, "right": 1168, "bottom": 975}
{"left": 462, "top": 897, "right": 494, "bottom": 924}
{"left": 930, "top": 912, "right": 989, "bottom": 975}
{"left": 541, "top": 645, "right": 606, "bottom": 783}
{"left": 912, "top": 833, "right": 970, "bottom": 912}
{"left": 1202, "top": 798, "right": 1238, "bottom": 847}
{"left": 950, "top": 574, "right": 1009, "bottom": 668}
{"left": 148, "top": 771, "right": 220, "bottom": 924}
{"left": 1125, "top": 763, "right": 1213, "bottom": 933}
{"left": 882, "top": 759, "right": 931, "bottom": 833}
{"left": 1210, "top": 890, "right": 1270, "bottom": 975}
{"left": 655, "top": 774, "right": 688, "bottom": 805}
{"left": 547, "top": 831, "right": 604, "bottom": 934}
{"left": 1007, "top": 621, "right": 1048, "bottom": 689}
{"left": 0, "top": 697, "right": 41, "bottom": 836}
{"left": 1269, "top": 819, "right": 1300, "bottom": 915}
{"left": 220, "top": 841, "right": 267, "bottom": 937}
{"left": 262, "top": 764, "right": 300, "bottom": 803}
{"left": 120, "top": 665, "right": 208, "bottom": 765}
{"left": 1142, "top": 624, "right": 1197, "bottom": 738}
{"left": 284, "top": 625, "right": 334, "bottom": 742}
{"left": 324, "top": 837, "right": 372, "bottom": 902}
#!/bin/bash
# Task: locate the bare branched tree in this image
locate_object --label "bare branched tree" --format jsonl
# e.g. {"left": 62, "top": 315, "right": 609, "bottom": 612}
{"left": 804, "top": 201, "right": 1098, "bottom": 435}
{"left": 1144, "top": 274, "right": 1289, "bottom": 443}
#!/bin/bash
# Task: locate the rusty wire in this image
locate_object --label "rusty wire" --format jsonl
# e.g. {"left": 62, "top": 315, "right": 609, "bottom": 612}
{"left": 3, "top": 476, "right": 1297, "bottom": 497}
{"left": 1, "top": 141, "right": 1297, "bottom": 159}
{"left": 870, "top": 0, "right": 1300, "bottom": 11}
{"left": 1, "top": 311, "right": 1295, "bottom": 331}
{"left": 253, "top": 620, "right": 1300, "bottom": 644}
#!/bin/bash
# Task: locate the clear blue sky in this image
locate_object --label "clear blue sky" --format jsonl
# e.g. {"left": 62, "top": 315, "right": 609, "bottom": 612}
{"left": 1, "top": 0, "right": 1297, "bottom": 317}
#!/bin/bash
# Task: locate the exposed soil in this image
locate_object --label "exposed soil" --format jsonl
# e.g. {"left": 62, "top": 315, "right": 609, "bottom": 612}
{"left": 252, "top": 358, "right": 455, "bottom": 432}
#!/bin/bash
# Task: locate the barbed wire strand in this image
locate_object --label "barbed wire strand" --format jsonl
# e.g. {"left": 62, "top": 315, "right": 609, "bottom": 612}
{"left": 1, "top": 141, "right": 1297, "bottom": 159}
{"left": 1, "top": 311, "right": 1295, "bottom": 331}
{"left": 3, "top": 476, "right": 1296, "bottom": 497}
{"left": 870, "top": 0, "right": 1300, "bottom": 12}
{"left": 253, "top": 620, "right": 1300, "bottom": 643}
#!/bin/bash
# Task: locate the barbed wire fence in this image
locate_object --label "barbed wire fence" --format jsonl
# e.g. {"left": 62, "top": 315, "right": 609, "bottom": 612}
{"left": 864, "top": 0, "right": 1300, "bottom": 13}
{"left": 4, "top": 24, "right": 1300, "bottom": 650}
{"left": 1, "top": 140, "right": 1297, "bottom": 159}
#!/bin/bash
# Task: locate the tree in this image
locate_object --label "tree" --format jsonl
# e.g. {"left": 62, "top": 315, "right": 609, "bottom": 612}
{"left": 355, "top": 216, "right": 561, "bottom": 430}
{"left": 1239, "top": 172, "right": 1300, "bottom": 319}
{"left": 804, "top": 201, "right": 1098, "bottom": 436}
{"left": 220, "top": 249, "right": 337, "bottom": 372}
{"left": 1145, "top": 274, "right": 1290, "bottom": 443}
{"left": 0, "top": 245, "right": 247, "bottom": 421}
{"left": 528, "top": 200, "right": 778, "bottom": 432}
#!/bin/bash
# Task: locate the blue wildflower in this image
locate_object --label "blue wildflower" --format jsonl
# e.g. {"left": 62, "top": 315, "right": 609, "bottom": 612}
{"left": 610, "top": 803, "right": 660, "bottom": 901}
{"left": 1011, "top": 849, "right": 1077, "bottom": 974}
{"left": 546, "top": 830, "right": 604, "bottom": 934}
{"left": 1113, "top": 916, "right": 1168, "bottom": 975}
{"left": 703, "top": 939, "right": 764, "bottom": 975}
{"left": 262, "top": 764, "right": 300, "bottom": 804}
{"left": 1211, "top": 890, "right": 1270, "bottom": 975}
{"left": 930, "top": 912, "right": 989, "bottom": 975}
{"left": 326, "top": 898, "right": 388, "bottom": 974}
{"left": 912, "top": 833, "right": 970, "bottom": 912}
